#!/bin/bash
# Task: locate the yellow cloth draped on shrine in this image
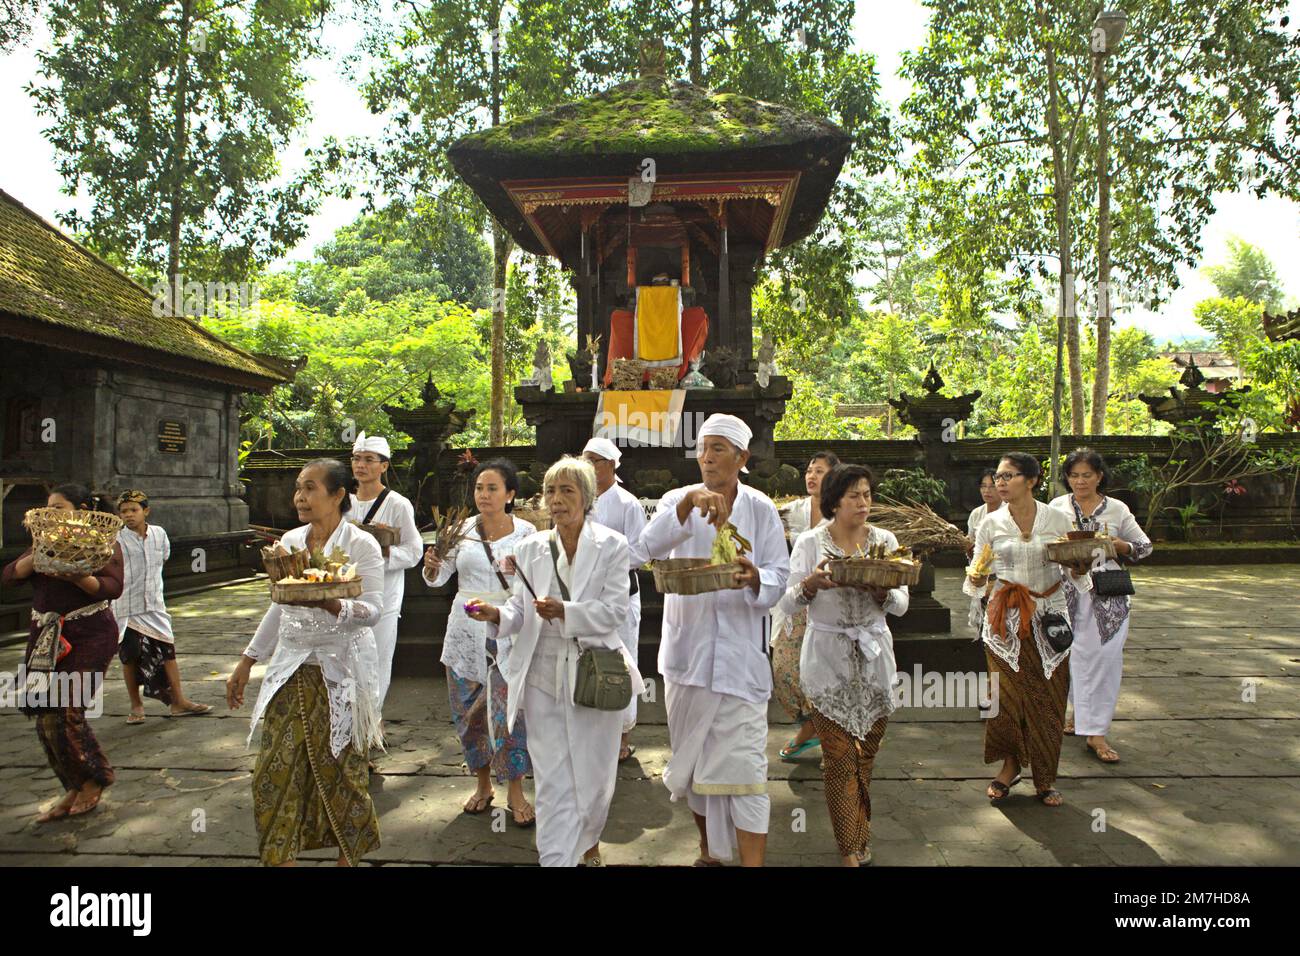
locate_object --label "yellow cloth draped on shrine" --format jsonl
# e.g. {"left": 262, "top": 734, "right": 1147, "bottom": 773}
{"left": 634, "top": 286, "right": 683, "bottom": 366}
{"left": 594, "top": 389, "right": 685, "bottom": 447}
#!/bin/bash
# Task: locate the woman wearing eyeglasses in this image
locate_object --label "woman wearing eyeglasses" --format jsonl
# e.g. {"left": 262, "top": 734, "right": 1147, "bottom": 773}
{"left": 964, "top": 453, "right": 1091, "bottom": 807}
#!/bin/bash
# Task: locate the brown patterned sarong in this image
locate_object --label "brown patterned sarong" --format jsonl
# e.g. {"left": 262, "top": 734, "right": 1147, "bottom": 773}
{"left": 983, "top": 635, "right": 1069, "bottom": 792}
{"left": 809, "top": 710, "right": 887, "bottom": 857}
{"left": 772, "top": 612, "right": 812, "bottom": 723}
{"left": 36, "top": 706, "right": 115, "bottom": 792}
{"left": 252, "top": 665, "right": 380, "bottom": 866}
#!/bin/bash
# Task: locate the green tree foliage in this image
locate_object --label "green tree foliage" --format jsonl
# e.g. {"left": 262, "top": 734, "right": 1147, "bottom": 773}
{"left": 1203, "top": 237, "right": 1287, "bottom": 313}
{"left": 902, "top": 0, "right": 1300, "bottom": 436}
{"left": 1194, "top": 296, "right": 1266, "bottom": 380}
{"left": 29, "top": 0, "right": 331, "bottom": 292}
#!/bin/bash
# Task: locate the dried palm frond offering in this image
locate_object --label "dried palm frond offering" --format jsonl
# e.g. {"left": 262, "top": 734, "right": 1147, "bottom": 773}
{"left": 869, "top": 499, "right": 972, "bottom": 554}
{"left": 430, "top": 505, "right": 472, "bottom": 563}
{"left": 24, "top": 507, "right": 123, "bottom": 575}
{"left": 967, "top": 543, "right": 995, "bottom": 578}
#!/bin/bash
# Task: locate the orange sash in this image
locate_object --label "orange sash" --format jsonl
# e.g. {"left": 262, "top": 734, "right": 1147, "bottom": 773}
{"left": 987, "top": 580, "right": 1060, "bottom": 641}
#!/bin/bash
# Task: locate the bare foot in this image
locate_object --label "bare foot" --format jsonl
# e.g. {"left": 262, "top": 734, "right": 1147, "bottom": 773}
{"left": 36, "top": 791, "right": 77, "bottom": 824}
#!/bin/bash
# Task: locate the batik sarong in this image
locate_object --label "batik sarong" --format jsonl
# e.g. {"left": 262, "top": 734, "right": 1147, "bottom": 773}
{"left": 253, "top": 665, "right": 380, "bottom": 866}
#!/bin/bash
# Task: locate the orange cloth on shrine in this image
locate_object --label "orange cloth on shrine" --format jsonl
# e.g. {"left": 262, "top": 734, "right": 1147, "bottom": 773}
{"left": 604, "top": 306, "right": 709, "bottom": 387}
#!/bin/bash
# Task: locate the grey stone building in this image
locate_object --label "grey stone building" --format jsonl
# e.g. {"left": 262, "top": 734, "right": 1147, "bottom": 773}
{"left": 0, "top": 189, "right": 291, "bottom": 628}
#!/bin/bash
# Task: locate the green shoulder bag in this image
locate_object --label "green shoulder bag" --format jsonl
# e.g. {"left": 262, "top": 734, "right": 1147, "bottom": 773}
{"left": 549, "top": 534, "right": 633, "bottom": 712}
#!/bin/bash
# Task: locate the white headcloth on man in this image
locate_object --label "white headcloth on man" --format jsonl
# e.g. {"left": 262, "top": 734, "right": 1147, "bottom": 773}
{"left": 695, "top": 413, "right": 751, "bottom": 474}
{"left": 582, "top": 436, "right": 625, "bottom": 483}
{"left": 352, "top": 431, "right": 392, "bottom": 459}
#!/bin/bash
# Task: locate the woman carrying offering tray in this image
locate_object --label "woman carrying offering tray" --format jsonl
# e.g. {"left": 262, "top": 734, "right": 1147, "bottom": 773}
{"left": 777, "top": 464, "right": 907, "bottom": 866}
{"left": 964, "top": 453, "right": 1091, "bottom": 808}
{"left": 3, "top": 484, "right": 124, "bottom": 823}
{"left": 1049, "top": 448, "right": 1152, "bottom": 764}
{"left": 467, "top": 456, "right": 643, "bottom": 867}
{"left": 226, "top": 458, "right": 385, "bottom": 866}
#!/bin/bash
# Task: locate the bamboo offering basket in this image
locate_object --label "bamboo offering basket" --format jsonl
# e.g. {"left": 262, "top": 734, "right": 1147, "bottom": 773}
{"left": 260, "top": 545, "right": 309, "bottom": 583}
{"left": 1044, "top": 533, "right": 1117, "bottom": 565}
{"left": 355, "top": 522, "right": 400, "bottom": 557}
{"left": 827, "top": 557, "right": 923, "bottom": 589}
{"left": 270, "top": 579, "right": 363, "bottom": 603}
{"left": 24, "top": 507, "right": 123, "bottom": 575}
{"left": 651, "top": 557, "right": 744, "bottom": 595}
{"left": 513, "top": 498, "right": 553, "bottom": 531}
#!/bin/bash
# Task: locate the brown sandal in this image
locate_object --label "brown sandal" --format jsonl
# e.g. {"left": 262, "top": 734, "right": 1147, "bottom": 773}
{"left": 1085, "top": 740, "right": 1120, "bottom": 763}
{"left": 462, "top": 792, "right": 494, "bottom": 815}
{"left": 987, "top": 773, "right": 1022, "bottom": 802}
{"left": 1036, "top": 788, "right": 1064, "bottom": 807}
{"left": 508, "top": 802, "right": 536, "bottom": 828}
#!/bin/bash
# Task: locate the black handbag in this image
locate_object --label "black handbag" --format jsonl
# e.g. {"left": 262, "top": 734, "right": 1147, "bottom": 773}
{"left": 1040, "top": 610, "right": 1074, "bottom": 653}
{"left": 1091, "top": 568, "right": 1135, "bottom": 596}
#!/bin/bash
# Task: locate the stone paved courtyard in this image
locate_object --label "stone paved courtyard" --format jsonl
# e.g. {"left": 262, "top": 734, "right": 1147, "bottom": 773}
{"left": 1, "top": 565, "right": 1298, "bottom": 866}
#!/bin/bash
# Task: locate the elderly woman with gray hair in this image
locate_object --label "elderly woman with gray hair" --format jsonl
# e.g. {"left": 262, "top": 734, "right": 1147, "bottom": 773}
{"left": 467, "top": 456, "right": 643, "bottom": 866}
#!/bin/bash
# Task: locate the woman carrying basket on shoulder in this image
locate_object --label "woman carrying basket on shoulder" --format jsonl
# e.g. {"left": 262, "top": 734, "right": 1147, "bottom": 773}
{"left": 3, "top": 483, "right": 123, "bottom": 823}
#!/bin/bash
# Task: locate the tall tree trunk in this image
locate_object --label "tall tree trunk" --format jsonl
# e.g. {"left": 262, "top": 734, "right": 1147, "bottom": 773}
{"left": 1090, "top": 54, "right": 1113, "bottom": 435}
{"left": 689, "top": 0, "right": 702, "bottom": 85}
{"left": 490, "top": 223, "right": 510, "bottom": 445}
{"left": 488, "top": 2, "right": 507, "bottom": 445}
{"left": 167, "top": 0, "right": 193, "bottom": 315}
{"left": 1038, "top": 4, "right": 1077, "bottom": 484}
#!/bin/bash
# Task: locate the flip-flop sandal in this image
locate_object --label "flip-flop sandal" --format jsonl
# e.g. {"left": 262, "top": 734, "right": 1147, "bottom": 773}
{"left": 126, "top": 713, "right": 145, "bottom": 725}
{"left": 693, "top": 857, "right": 724, "bottom": 867}
{"left": 168, "top": 703, "right": 212, "bottom": 717}
{"left": 1085, "top": 741, "right": 1120, "bottom": 763}
{"left": 462, "top": 794, "right": 494, "bottom": 815}
{"left": 618, "top": 744, "right": 637, "bottom": 763}
{"left": 507, "top": 803, "right": 536, "bottom": 829}
{"left": 779, "top": 737, "right": 821, "bottom": 761}
{"left": 987, "top": 773, "right": 1022, "bottom": 802}
{"left": 1036, "top": 788, "right": 1064, "bottom": 806}
{"left": 856, "top": 847, "right": 873, "bottom": 866}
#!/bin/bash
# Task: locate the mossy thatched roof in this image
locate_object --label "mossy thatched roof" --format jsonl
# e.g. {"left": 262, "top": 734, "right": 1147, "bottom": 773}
{"left": 450, "top": 75, "right": 851, "bottom": 256}
{"left": 0, "top": 190, "right": 288, "bottom": 392}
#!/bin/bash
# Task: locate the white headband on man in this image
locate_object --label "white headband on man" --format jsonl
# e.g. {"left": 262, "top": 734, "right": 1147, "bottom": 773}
{"left": 696, "top": 413, "right": 752, "bottom": 474}
{"left": 352, "top": 431, "right": 391, "bottom": 459}
{"left": 582, "top": 436, "right": 624, "bottom": 483}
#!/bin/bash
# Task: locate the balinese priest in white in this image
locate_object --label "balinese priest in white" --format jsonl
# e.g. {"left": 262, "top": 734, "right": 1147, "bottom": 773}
{"left": 468, "top": 457, "right": 644, "bottom": 867}
{"left": 581, "top": 436, "right": 648, "bottom": 762}
{"left": 349, "top": 432, "right": 423, "bottom": 713}
{"left": 640, "top": 413, "right": 790, "bottom": 867}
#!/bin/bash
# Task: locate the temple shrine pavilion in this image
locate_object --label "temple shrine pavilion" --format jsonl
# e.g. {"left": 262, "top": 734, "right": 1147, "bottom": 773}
{"left": 448, "top": 41, "right": 851, "bottom": 484}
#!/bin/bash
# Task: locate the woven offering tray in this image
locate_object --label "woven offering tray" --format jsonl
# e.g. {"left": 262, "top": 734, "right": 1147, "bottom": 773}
{"left": 652, "top": 558, "right": 744, "bottom": 595}
{"left": 827, "top": 557, "right": 922, "bottom": 589}
{"left": 355, "top": 522, "right": 400, "bottom": 557}
{"left": 647, "top": 366, "right": 679, "bottom": 390}
{"left": 24, "top": 507, "right": 123, "bottom": 575}
{"left": 1045, "top": 536, "right": 1117, "bottom": 564}
{"left": 270, "top": 579, "right": 363, "bottom": 603}
{"left": 609, "top": 358, "right": 648, "bottom": 391}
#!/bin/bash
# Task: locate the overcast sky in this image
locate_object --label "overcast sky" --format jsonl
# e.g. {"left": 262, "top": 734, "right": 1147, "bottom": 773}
{"left": 3, "top": 1, "right": 1297, "bottom": 342}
